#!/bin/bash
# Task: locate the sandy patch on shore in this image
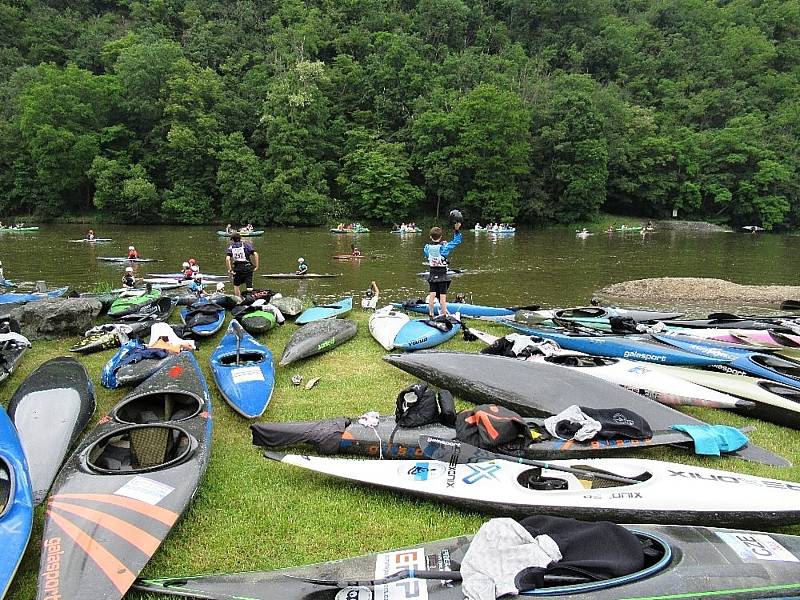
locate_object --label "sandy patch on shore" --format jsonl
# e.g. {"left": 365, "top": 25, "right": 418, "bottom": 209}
{"left": 599, "top": 277, "right": 800, "bottom": 303}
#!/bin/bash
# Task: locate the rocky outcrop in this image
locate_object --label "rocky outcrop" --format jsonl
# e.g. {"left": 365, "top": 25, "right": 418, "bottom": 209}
{"left": 10, "top": 298, "right": 103, "bottom": 340}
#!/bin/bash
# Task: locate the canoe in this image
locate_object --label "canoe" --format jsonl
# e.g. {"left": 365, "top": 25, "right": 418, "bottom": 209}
{"left": 210, "top": 321, "right": 275, "bottom": 418}
{"left": 267, "top": 452, "right": 800, "bottom": 526}
{"left": 391, "top": 227, "right": 422, "bottom": 233}
{"left": 382, "top": 351, "right": 787, "bottom": 467}
{"left": 280, "top": 319, "right": 357, "bottom": 366}
{"left": 34, "top": 353, "right": 212, "bottom": 600}
{"left": 393, "top": 317, "right": 462, "bottom": 350}
{"left": 216, "top": 230, "right": 264, "bottom": 237}
{"left": 261, "top": 273, "right": 340, "bottom": 279}
{"left": 7, "top": 357, "right": 95, "bottom": 505}
{"left": 474, "top": 227, "right": 516, "bottom": 233}
{"left": 70, "top": 321, "right": 155, "bottom": 354}
{"left": 180, "top": 299, "right": 226, "bottom": 337}
{"left": 97, "top": 257, "right": 161, "bottom": 263}
{"left": 398, "top": 299, "right": 516, "bottom": 318}
{"left": 0, "top": 334, "right": 30, "bottom": 384}
{"left": 504, "top": 323, "right": 728, "bottom": 367}
{"left": 107, "top": 290, "right": 161, "bottom": 318}
{"left": 270, "top": 296, "right": 303, "bottom": 316}
{"left": 251, "top": 414, "right": 746, "bottom": 461}
{"left": 652, "top": 333, "right": 800, "bottom": 388}
{"left": 295, "top": 297, "right": 352, "bottom": 325}
{"left": 368, "top": 306, "right": 410, "bottom": 350}
{"left": 68, "top": 238, "right": 112, "bottom": 243}
{"left": 0, "top": 405, "right": 33, "bottom": 600}
{"left": 135, "top": 523, "right": 800, "bottom": 600}
{"left": 238, "top": 309, "right": 277, "bottom": 335}
{"left": 330, "top": 228, "right": 369, "bottom": 234}
{"left": 0, "top": 286, "right": 69, "bottom": 304}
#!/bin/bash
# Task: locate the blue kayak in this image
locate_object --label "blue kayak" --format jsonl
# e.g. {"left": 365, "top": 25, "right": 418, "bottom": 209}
{"left": 296, "top": 297, "right": 353, "bottom": 325}
{"left": 504, "top": 322, "right": 729, "bottom": 367}
{"left": 652, "top": 333, "right": 800, "bottom": 388}
{"left": 395, "top": 300, "right": 515, "bottom": 318}
{"left": 0, "top": 286, "right": 68, "bottom": 304}
{"left": 394, "top": 317, "right": 462, "bottom": 350}
{"left": 210, "top": 321, "right": 275, "bottom": 418}
{"left": 0, "top": 406, "right": 33, "bottom": 599}
{"left": 181, "top": 298, "right": 226, "bottom": 336}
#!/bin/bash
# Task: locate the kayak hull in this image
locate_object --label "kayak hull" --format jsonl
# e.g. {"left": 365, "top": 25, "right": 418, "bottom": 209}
{"left": 393, "top": 319, "right": 462, "bottom": 350}
{"left": 295, "top": 297, "right": 353, "bottom": 325}
{"left": 368, "top": 307, "right": 410, "bottom": 350}
{"left": 398, "top": 300, "right": 515, "bottom": 318}
{"left": 280, "top": 319, "right": 357, "bottom": 366}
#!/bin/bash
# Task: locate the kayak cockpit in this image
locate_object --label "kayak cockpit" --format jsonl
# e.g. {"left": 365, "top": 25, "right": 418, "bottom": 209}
{"left": 0, "top": 458, "right": 12, "bottom": 518}
{"left": 751, "top": 354, "right": 800, "bottom": 380}
{"left": 86, "top": 425, "right": 196, "bottom": 473}
{"left": 219, "top": 352, "right": 265, "bottom": 366}
{"left": 545, "top": 355, "right": 616, "bottom": 368}
{"left": 517, "top": 466, "right": 652, "bottom": 490}
{"left": 113, "top": 392, "right": 203, "bottom": 424}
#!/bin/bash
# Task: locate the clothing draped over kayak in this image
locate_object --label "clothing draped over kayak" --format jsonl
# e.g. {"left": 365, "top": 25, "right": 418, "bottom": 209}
{"left": 251, "top": 418, "right": 350, "bottom": 455}
{"left": 183, "top": 302, "right": 225, "bottom": 329}
{"left": 544, "top": 405, "right": 653, "bottom": 441}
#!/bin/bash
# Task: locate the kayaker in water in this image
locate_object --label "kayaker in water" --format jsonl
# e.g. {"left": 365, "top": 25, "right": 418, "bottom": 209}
{"left": 180, "top": 261, "right": 192, "bottom": 279}
{"left": 127, "top": 245, "right": 139, "bottom": 259}
{"left": 423, "top": 220, "right": 462, "bottom": 318}
{"left": 122, "top": 266, "right": 136, "bottom": 288}
{"left": 351, "top": 244, "right": 362, "bottom": 257}
{"left": 86, "top": 229, "right": 95, "bottom": 241}
{"left": 226, "top": 232, "right": 259, "bottom": 296}
{"left": 295, "top": 257, "right": 308, "bottom": 276}
{"left": 225, "top": 224, "right": 234, "bottom": 234}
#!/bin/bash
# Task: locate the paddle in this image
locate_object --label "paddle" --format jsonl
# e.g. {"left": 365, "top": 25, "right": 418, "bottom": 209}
{"left": 418, "top": 435, "right": 643, "bottom": 485}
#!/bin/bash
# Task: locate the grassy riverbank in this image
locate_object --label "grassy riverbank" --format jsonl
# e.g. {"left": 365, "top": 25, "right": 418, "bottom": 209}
{"left": 5, "top": 309, "right": 800, "bottom": 599}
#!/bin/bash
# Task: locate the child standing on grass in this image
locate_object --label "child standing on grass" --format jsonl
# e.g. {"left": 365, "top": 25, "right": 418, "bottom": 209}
{"left": 423, "top": 221, "right": 462, "bottom": 317}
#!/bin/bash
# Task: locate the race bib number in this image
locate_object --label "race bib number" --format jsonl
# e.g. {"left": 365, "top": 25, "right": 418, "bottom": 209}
{"left": 230, "top": 244, "right": 247, "bottom": 262}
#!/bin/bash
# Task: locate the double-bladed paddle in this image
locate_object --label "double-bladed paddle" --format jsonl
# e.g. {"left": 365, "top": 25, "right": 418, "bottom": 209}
{"left": 418, "top": 435, "right": 643, "bottom": 485}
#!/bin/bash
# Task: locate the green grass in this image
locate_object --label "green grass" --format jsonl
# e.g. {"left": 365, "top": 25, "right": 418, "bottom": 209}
{"left": 4, "top": 311, "right": 800, "bottom": 599}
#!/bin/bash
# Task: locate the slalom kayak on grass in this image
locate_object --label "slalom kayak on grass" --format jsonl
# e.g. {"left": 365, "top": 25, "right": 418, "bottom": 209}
{"left": 180, "top": 298, "right": 226, "bottom": 337}
{"left": 295, "top": 297, "right": 352, "bottom": 325}
{"left": 280, "top": 319, "right": 357, "bottom": 366}
{"left": 368, "top": 306, "right": 410, "bottom": 350}
{"left": 393, "top": 315, "right": 462, "bottom": 350}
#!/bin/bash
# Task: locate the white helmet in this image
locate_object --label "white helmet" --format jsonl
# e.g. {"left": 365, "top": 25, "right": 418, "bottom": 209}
{"left": 193, "top": 272, "right": 202, "bottom": 280}
{"left": 215, "top": 282, "right": 225, "bottom": 292}
{"left": 125, "top": 266, "right": 134, "bottom": 273}
{"left": 298, "top": 257, "right": 305, "bottom": 262}
{"left": 128, "top": 246, "right": 135, "bottom": 250}
{"left": 182, "top": 262, "right": 190, "bottom": 268}
{"left": 191, "top": 265, "right": 200, "bottom": 272}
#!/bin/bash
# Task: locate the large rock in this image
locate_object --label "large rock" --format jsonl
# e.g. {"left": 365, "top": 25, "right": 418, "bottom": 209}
{"left": 10, "top": 298, "right": 103, "bottom": 340}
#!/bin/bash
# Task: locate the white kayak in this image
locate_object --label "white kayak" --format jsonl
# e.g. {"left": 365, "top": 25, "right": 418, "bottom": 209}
{"left": 472, "top": 330, "right": 748, "bottom": 410}
{"left": 368, "top": 306, "right": 410, "bottom": 351}
{"left": 267, "top": 452, "right": 800, "bottom": 526}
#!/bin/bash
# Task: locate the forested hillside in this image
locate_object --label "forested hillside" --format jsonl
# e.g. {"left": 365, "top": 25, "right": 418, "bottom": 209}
{"left": 0, "top": 0, "right": 797, "bottom": 227}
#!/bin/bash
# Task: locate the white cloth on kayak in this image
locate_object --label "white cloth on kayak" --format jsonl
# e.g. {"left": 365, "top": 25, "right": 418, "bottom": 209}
{"left": 147, "top": 322, "right": 196, "bottom": 349}
{"left": 0, "top": 332, "right": 31, "bottom": 347}
{"left": 461, "top": 518, "right": 561, "bottom": 600}
{"left": 358, "top": 411, "right": 382, "bottom": 459}
{"left": 504, "top": 333, "right": 560, "bottom": 357}
{"left": 265, "top": 303, "right": 285, "bottom": 324}
{"left": 544, "top": 405, "right": 601, "bottom": 441}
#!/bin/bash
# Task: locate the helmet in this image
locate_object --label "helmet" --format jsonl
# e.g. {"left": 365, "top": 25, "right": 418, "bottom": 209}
{"left": 298, "top": 257, "right": 305, "bottom": 262}
{"left": 128, "top": 246, "right": 135, "bottom": 250}
{"left": 182, "top": 262, "right": 190, "bottom": 269}
{"left": 449, "top": 209, "right": 464, "bottom": 224}
{"left": 191, "top": 265, "right": 200, "bottom": 272}
{"left": 215, "top": 282, "right": 225, "bottom": 292}
{"left": 125, "top": 266, "right": 134, "bottom": 273}
{"left": 188, "top": 258, "right": 197, "bottom": 265}
{"left": 193, "top": 273, "right": 202, "bottom": 280}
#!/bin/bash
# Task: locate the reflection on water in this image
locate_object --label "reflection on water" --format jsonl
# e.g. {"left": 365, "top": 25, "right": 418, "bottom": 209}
{"left": 0, "top": 225, "right": 795, "bottom": 313}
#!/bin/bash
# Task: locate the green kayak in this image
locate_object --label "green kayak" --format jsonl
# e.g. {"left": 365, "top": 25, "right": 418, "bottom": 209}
{"left": 106, "top": 290, "right": 161, "bottom": 318}
{"left": 216, "top": 230, "right": 264, "bottom": 237}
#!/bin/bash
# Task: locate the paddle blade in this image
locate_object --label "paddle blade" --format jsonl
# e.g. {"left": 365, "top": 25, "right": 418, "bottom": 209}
{"left": 230, "top": 319, "right": 246, "bottom": 339}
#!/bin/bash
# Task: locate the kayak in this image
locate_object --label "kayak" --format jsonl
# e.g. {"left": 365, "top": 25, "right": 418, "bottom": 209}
{"left": 267, "top": 452, "right": 800, "bottom": 526}
{"left": 398, "top": 299, "right": 516, "bottom": 318}
{"left": 0, "top": 334, "right": 30, "bottom": 384}
{"left": 382, "top": 351, "right": 787, "bottom": 467}
{"left": 279, "top": 318, "right": 357, "bottom": 366}
{"left": 0, "top": 405, "right": 33, "bottom": 600}
{"left": 238, "top": 308, "right": 277, "bottom": 334}
{"left": 98, "top": 257, "right": 161, "bottom": 263}
{"left": 148, "top": 272, "right": 229, "bottom": 282}
{"left": 393, "top": 316, "right": 462, "bottom": 350}
{"left": 251, "top": 414, "right": 748, "bottom": 461}
{"left": 262, "top": 273, "right": 340, "bottom": 279}
{"left": 68, "top": 238, "right": 112, "bottom": 243}
{"left": 474, "top": 227, "right": 516, "bottom": 234}
{"left": 107, "top": 289, "right": 161, "bottom": 318}
{"left": 0, "top": 226, "right": 38, "bottom": 232}
{"left": 368, "top": 306, "right": 410, "bottom": 350}
{"left": 504, "top": 323, "right": 728, "bottom": 367}
{"left": 416, "top": 269, "right": 465, "bottom": 277}
{"left": 391, "top": 227, "right": 422, "bottom": 233}
{"left": 180, "top": 299, "right": 226, "bottom": 337}
{"left": 295, "top": 297, "right": 352, "bottom": 325}
{"left": 7, "top": 357, "right": 95, "bottom": 505}
{"left": 515, "top": 307, "right": 685, "bottom": 330}
{"left": 35, "top": 353, "right": 212, "bottom": 600}
{"left": 70, "top": 321, "right": 155, "bottom": 354}
{"left": 210, "top": 321, "right": 275, "bottom": 418}
{"left": 270, "top": 296, "right": 303, "bottom": 316}
{"left": 135, "top": 523, "right": 800, "bottom": 600}
{"left": 0, "top": 286, "right": 69, "bottom": 304}
{"left": 330, "top": 228, "right": 370, "bottom": 234}
{"left": 652, "top": 333, "right": 800, "bottom": 388}
{"left": 331, "top": 254, "right": 371, "bottom": 260}
{"left": 216, "top": 230, "right": 264, "bottom": 237}
{"left": 117, "top": 296, "right": 177, "bottom": 323}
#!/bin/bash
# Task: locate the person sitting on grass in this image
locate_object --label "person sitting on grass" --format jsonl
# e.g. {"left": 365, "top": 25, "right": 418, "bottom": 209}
{"left": 423, "top": 221, "right": 462, "bottom": 318}
{"left": 295, "top": 257, "right": 308, "bottom": 276}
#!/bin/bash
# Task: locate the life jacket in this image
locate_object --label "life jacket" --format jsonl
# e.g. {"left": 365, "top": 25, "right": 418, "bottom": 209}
{"left": 426, "top": 242, "right": 447, "bottom": 268}
{"left": 128, "top": 251, "right": 138, "bottom": 259}
{"left": 229, "top": 242, "right": 251, "bottom": 264}
{"left": 122, "top": 275, "right": 136, "bottom": 287}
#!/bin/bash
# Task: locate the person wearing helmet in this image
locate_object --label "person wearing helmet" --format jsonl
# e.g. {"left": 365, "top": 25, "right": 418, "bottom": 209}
{"left": 350, "top": 243, "right": 362, "bottom": 257}
{"left": 295, "top": 257, "right": 308, "bottom": 276}
{"left": 215, "top": 282, "right": 226, "bottom": 293}
{"left": 188, "top": 272, "right": 204, "bottom": 295}
{"left": 181, "top": 262, "right": 192, "bottom": 279}
{"left": 86, "top": 229, "right": 96, "bottom": 241}
{"left": 127, "top": 245, "right": 139, "bottom": 259}
{"left": 188, "top": 258, "right": 198, "bottom": 267}
{"left": 225, "top": 232, "right": 259, "bottom": 296}
{"left": 423, "top": 216, "right": 462, "bottom": 318}
{"left": 122, "top": 266, "right": 136, "bottom": 288}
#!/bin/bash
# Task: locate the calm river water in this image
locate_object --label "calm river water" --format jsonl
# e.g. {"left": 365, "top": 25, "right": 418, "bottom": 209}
{"left": 1, "top": 225, "right": 796, "bottom": 312}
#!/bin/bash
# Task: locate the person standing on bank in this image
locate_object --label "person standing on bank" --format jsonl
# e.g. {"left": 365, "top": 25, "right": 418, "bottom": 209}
{"left": 423, "top": 211, "right": 462, "bottom": 318}
{"left": 226, "top": 232, "right": 259, "bottom": 296}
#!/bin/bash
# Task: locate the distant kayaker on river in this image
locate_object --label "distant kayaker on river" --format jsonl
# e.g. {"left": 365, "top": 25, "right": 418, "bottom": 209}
{"left": 86, "top": 229, "right": 95, "bottom": 241}
{"left": 295, "top": 257, "right": 308, "bottom": 276}
{"left": 350, "top": 244, "right": 361, "bottom": 257}
{"left": 226, "top": 232, "right": 259, "bottom": 296}
{"left": 423, "top": 220, "right": 462, "bottom": 318}
{"left": 127, "top": 245, "right": 139, "bottom": 259}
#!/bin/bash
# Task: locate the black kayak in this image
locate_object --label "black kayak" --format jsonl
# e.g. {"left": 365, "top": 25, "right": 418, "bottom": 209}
{"left": 70, "top": 320, "right": 155, "bottom": 354}
{"left": 118, "top": 295, "right": 177, "bottom": 322}
{"left": 250, "top": 414, "right": 739, "bottom": 460}
{"left": 384, "top": 351, "right": 788, "bottom": 467}
{"left": 115, "top": 353, "right": 176, "bottom": 387}
{"left": 280, "top": 319, "right": 357, "bottom": 366}
{"left": 35, "top": 353, "right": 212, "bottom": 600}
{"left": 134, "top": 522, "right": 800, "bottom": 600}
{"left": 7, "top": 357, "right": 95, "bottom": 505}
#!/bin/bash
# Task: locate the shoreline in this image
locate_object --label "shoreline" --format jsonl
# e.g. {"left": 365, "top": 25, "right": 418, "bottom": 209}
{"left": 598, "top": 277, "right": 800, "bottom": 304}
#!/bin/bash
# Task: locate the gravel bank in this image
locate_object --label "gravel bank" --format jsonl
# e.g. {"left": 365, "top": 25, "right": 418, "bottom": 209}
{"left": 599, "top": 277, "right": 800, "bottom": 303}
